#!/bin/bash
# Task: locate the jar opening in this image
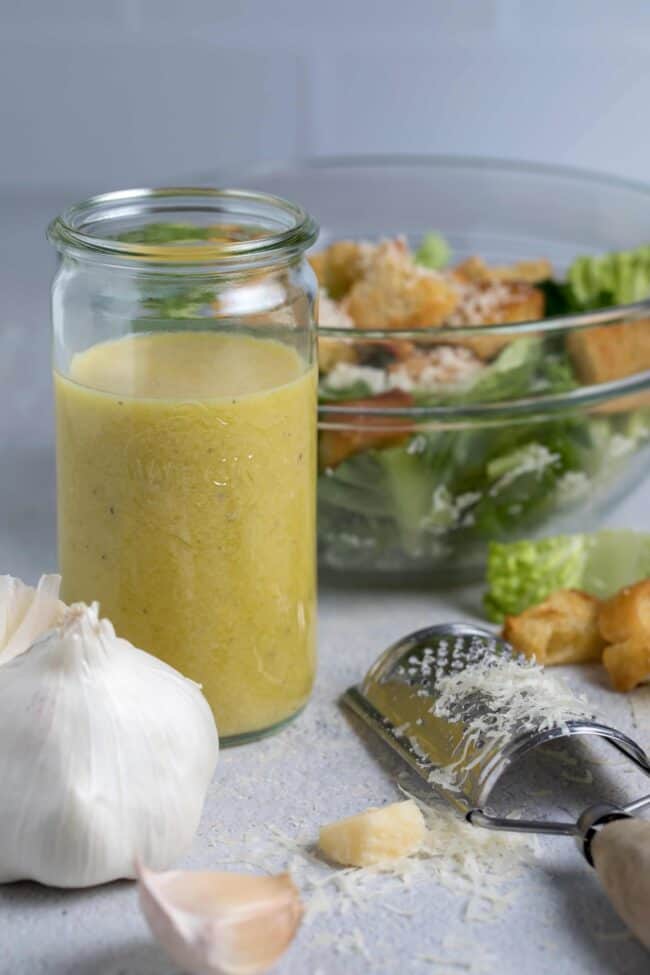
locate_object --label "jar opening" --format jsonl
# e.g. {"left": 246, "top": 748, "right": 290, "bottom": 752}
{"left": 47, "top": 187, "right": 319, "bottom": 267}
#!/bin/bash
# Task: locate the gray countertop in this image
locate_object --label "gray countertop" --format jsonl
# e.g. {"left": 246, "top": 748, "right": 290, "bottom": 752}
{"left": 2, "top": 193, "right": 650, "bottom": 975}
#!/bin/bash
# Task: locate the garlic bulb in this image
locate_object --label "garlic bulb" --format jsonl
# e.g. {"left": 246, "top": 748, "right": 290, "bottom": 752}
{"left": 0, "top": 573, "right": 64, "bottom": 664}
{"left": 0, "top": 602, "right": 219, "bottom": 887}
{"left": 137, "top": 861, "right": 303, "bottom": 975}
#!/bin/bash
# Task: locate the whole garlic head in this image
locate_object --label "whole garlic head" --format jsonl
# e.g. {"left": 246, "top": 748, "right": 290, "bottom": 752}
{"left": 0, "top": 602, "right": 219, "bottom": 887}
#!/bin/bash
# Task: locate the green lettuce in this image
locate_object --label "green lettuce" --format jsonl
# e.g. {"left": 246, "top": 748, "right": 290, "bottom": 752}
{"left": 141, "top": 287, "right": 216, "bottom": 320}
{"left": 414, "top": 232, "right": 452, "bottom": 270}
{"left": 118, "top": 223, "right": 214, "bottom": 245}
{"left": 484, "top": 530, "right": 650, "bottom": 622}
{"left": 567, "top": 245, "right": 650, "bottom": 309}
{"left": 319, "top": 336, "right": 573, "bottom": 407}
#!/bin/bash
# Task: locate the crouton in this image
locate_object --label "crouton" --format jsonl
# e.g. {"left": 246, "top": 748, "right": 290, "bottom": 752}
{"left": 309, "top": 240, "right": 375, "bottom": 300}
{"left": 567, "top": 319, "right": 650, "bottom": 387}
{"left": 318, "top": 390, "right": 414, "bottom": 470}
{"left": 502, "top": 589, "right": 604, "bottom": 665}
{"left": 387, "top": 344, "right": 483, "bottom": 390}
{"left": 460, "top": 283, "right": 545, "bottom": 327}
{"left": 502, "top": 259, "right": 553, "bottom": 284}
{"left": 444, "top": 278, "right": 545, "bottom": 360}
{"left": 319, "top": 336, "right": 357, "bottom": 373}
{"left": 603, "top": 637, "right": 650, "bottom": 692}
{"left": 308, "top": 250, "right": 327, "bottom": 286}
{"left": 453, "top": 256, "right": 552, "bottom": 286}
{"left": 598, "top": 579, "right": 650, "bottom": 644}
{"left": 592, "top": 390, "right": 650, "bottom": 414}
{"left": 343, "top": 240, "right": 459, "bottom": 330}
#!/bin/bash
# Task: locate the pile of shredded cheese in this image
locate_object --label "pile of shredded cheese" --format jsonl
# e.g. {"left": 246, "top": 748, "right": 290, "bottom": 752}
{"left": 208, "top": 787, "right": 538, "bottom": 931}
{"left": 428, "top": 656, "right": 590, "bottom": 791}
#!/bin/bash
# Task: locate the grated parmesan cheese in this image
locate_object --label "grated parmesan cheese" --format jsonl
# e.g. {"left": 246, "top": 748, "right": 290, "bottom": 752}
{"left": 318, "top": 290, "right": 355, "bottom": 329}
{"left": 608, "top": 433, "right": 636, "bottom": 458}
{"left": 487, "top": 444, "right": 560, "bottom": 497}
{"left": 555, "top": 470, "right": 590, "bottom": 503}
{"left": 388, "top": 345, "right": 484, "bottom": 391}
{"left": 419, "top": 485, "right": 483, "bottom": 536}
{"left": 427, "top": 656, "right": 590, "bottom": 792}
{"left": 323, "top": 362, "right": 387, "bottom": 394}
{"left": 322, "top": 346, "right": 485, "bottom": 396}
{"left": 416, "top": 934, "right": 498, "bottom": 973}
{"left": 209, "top": 786, "right": 537, "bottom": 928}
{"left": 445, "top": 277, "right": 518, "bottom": 327}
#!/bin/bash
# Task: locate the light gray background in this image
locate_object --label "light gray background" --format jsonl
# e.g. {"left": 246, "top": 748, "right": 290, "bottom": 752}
{"left": 2, "top": 4, "right": 650, "bottom": 973}
{"left": 2, "top": 0, "right": 650, "bottom": 197}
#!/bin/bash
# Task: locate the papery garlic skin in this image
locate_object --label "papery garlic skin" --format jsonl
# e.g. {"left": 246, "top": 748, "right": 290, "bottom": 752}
{"left": 0, "top": 574, "right": 64, "bottom": 664}
{"left": 0, "top": 602, "right": 219, "bottom": 887}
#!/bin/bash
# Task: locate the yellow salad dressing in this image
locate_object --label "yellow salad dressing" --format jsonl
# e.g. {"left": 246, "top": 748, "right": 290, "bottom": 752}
{"left": 55, "top": 331, "right": 317, "bottom": 740}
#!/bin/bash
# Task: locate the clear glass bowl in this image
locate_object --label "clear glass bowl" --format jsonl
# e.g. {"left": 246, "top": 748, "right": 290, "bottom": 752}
{"left": 223, "top": 157, "right": 650, "bottom": 579}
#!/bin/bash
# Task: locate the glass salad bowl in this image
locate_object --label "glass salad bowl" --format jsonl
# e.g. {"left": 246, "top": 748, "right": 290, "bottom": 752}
{"left": 210, "top": 157, "right": 650, "bottom": 578}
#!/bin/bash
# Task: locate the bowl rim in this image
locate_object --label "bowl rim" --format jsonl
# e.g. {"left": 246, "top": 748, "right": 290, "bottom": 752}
{"left": 47, "top": 186, "right": 319, "bottom": 267}
{"left": 223, "top": 154, "right": 650, "bottom": 417}
{"left": 299, "top": 154, "right": 650, "bottom": 340}
{"left": 318, "top": 368, "right": 650, "bottom": 422}
{"left": 233, "top": 151, "right": 650, "bottom": 201}
{"left": 241, "top": 154, "right": 650, "bottom": 417}
{"left": 231, "top": 152, "right": 650, "bottom": 335}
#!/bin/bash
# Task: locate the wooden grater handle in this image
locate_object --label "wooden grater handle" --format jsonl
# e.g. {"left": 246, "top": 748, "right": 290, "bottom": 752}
{"left": 591, "top": 818, "right": 650, "bottom": 950}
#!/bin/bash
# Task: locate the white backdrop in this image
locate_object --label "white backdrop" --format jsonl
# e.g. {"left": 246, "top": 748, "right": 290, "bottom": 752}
{"left": 1, "top": 0, "right": 650, "bottom": 194}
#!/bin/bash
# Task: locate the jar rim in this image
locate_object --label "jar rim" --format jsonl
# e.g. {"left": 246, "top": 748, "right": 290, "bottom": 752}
{"left": 47, "top": 186, "right": 319, "bottom": 267}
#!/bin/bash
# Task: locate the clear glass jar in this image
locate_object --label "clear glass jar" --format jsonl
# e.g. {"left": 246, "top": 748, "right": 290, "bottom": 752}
{"left": 48, "top": 188, "right": 319, "bottom": 745}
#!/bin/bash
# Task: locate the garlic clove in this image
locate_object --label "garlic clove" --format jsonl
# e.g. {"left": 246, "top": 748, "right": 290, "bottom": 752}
{"left": 137, "top": 861, "right": 303, "bottom": 975}
{"left": 0, "top": 574, "right": 64, "bottom": 665}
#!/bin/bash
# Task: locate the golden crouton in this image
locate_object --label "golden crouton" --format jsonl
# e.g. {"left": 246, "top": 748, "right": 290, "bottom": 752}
{"left": 387, "top": 344, "right": 483, "bottom": 388}
{"left": 453, "top": 256, "right": 552, "bottom": 286}
{"left": 598, "top": 579, "right": 650, "bottom": 644}
{"left": 592, "top": 390, "right": 650, "bottom": 414}
{"left": 318, "top": 390, "right": 414, "bottom": 470}
{"left": 567, "top": 319, "right": 650, "bottom": 387}
{"left": 318, "top": 336, "right": 357, "bottom": 373}
{"left": 309, "top": 240, "right": 375, "bottom": 300}
{"left": 503, "top": 259, "right": 553, "bottom": 284}
{"left": 603, "top": 637, "right": 650, "bottom": 692}
{"left": 443, "top": 279, "right": 545, "bottom": 360}
{"left": 502, "top": 589, "right": 604, "bottom": 665}
{"left": 308, "top": 249, "right": 328, "bottom": 290}
{"left": 343, "top": 240, "right": 459, "bottom": 329}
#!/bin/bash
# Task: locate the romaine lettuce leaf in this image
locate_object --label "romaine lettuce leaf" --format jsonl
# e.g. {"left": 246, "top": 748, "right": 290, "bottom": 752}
{"left": 566, "top": 245, "right": 650, "bottom": 309}
{"left": 118, "top": 223, "right": 213, "bottom": 245}
{"left": 485, "top": 530, "right": 650, "bottom": 622}
{"left": 414, "top": 232, "right": 452, "bottom": 270}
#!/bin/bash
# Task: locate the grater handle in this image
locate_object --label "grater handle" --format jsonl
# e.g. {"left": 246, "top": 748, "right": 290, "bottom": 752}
{"left": 591, "top": 818, "right": 650, "bottom": 950}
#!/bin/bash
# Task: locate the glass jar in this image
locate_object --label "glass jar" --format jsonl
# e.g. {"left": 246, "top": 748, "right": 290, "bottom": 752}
{"left": 48, "top": 188, "right": 319, "bottom": 745}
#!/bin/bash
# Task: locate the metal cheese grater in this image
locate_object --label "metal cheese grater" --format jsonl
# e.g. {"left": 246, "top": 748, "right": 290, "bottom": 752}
{"left": 343, "top": 623, "right": 650, "bottom": 857}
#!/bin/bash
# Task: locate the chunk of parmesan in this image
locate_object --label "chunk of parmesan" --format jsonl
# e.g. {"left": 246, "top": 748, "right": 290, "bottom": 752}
{"left": 318, "top": 800, "right": 425, "bottom": 867}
